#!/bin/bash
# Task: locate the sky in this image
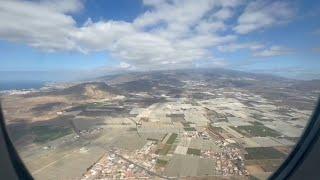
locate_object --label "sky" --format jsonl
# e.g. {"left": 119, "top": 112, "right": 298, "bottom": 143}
{"left": 0, "top": 0, "right": 320, "bottom": 81}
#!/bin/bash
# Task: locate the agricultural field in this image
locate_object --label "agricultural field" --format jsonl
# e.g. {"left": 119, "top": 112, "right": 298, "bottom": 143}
{"left": 230, "top": 123, "right": 281, "bottom": 137}
{"left": 187, "top": 148, "right": 201, "bottom": 156}
{"left": 245, "top": 147, "right": 287, "bottom": 160}
{"left": 31, "top": 126, "right": 73, "bottom": 143}
{"left": 2, "top": 69, "right": 317, "bottom": 179}
{"left": 166, "top": 133, "right": 178, "bottom": 144}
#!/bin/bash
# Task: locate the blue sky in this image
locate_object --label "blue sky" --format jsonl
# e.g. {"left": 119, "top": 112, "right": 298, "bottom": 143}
{"left": 0, "top": 0, "right": 320, "bottom": 81}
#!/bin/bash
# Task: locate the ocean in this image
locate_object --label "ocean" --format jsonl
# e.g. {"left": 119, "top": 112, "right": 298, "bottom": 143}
{"left": 0, "top": 81, "right": 46, "bottom": 91}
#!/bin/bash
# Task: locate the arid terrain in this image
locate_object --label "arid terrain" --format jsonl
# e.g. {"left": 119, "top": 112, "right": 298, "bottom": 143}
{"left": 1, "top": 68, "right": 319, "bottom": 179}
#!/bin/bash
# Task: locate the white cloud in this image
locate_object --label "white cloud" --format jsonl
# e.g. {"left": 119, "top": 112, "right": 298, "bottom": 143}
{"left": 142, "top": 0, "right": 168, "bottom": 8}
{"left": 133, "top": 0, "right": 218, "bottom": 34}
{"left": 0, "top": 0, "right": 297, "bottom": 70}
{"left": 234, "top": 0, "right": 295, "bottom": 34}
{"left": 0, "top": 0, "right": 79, "bottom": 51}
{"left": 253, "top": 46, "right": 293, "bottom": 57}
{"left": 195, "top": 58, "right": 228, "bottom": 68}
{"left": 218, "top": 43, "right": 293, "bottom": 58}
{"left": 119, "top": 62, "right": 132, "bottom": 69}
{"left": 39, "top": 0, "right": 83, "bottom": 13}
{"left": 217, "top": 42, "right": 265, "bottom": 52}
{"left": 195, "top": 21, "right": 227, "bottom": 33}
{"left": 212, "top": 8, "right": 234, "bottom": 20}
{"left": 74, "top": 21, "right": 136, "bottom": 52}
{"left": 73, "top": 0, "right": 241, "bottom": 69}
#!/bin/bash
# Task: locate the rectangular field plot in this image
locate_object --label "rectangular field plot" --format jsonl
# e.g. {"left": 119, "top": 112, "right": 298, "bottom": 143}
{"left": 164, "top": 155, "right": 199, "bottom": 177}
{"left": 158, "top": 144, "right": 172, "bottom": 155}
{"left": 164, "top": 154, "right": 217, "bottom": 177}
{"left": 230, "top": 123, "right": 281, "bottom": 137}
{"left": 197, "top": 158, "right": 216, "bottom": 176}
{"left": 246, "top": 159, "right": 284, "bottom": 173}
{"left": 187, "top": 148, "right": 201, "bottom": 156}
{"left": 245, "top": 147, "right": 287, "bottom": 160}
{"left": 250, "top": 137, "right": 283, "bottom": 147}
{"left": 111, "top": 133, "right": 147, "bottom": 151}
{"left": 166, "top": 133, "right": 178, "bottom": 144}
{"left": 156, "top": 159, "right": 168, "bottom": 167}
{"left": 31, "top": 126, "right": 73, "bottom": 143}
{"left": 174, "top": 146, "right": 188, "bottom": 155}
{"left": 184, "top": 127, "right": 196, "bottom": 131}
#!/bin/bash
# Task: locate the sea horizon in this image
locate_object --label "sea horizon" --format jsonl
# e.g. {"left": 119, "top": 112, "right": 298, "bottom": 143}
{"left": 0, "top": 80, "right": 46, "bottom": 91}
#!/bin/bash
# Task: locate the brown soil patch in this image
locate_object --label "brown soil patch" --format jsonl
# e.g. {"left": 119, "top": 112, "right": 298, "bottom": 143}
{"left": 246, "top": 165, "right": 265, "bottom": 174}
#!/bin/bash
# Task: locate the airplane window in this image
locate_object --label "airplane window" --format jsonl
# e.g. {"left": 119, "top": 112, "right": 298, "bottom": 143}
{"left": 0, "top": 0, "right": 319, "bottom": 179}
